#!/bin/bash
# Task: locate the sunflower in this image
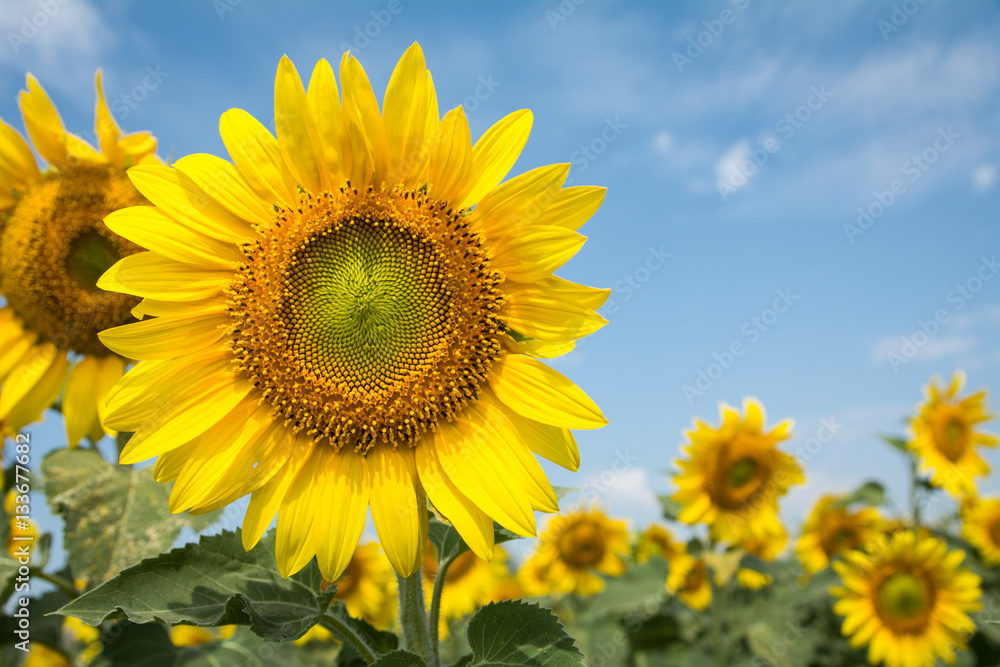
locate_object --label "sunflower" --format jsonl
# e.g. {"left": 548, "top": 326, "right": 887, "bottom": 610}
{"left": 423, "top": 542, "right": 510, "bottom": 635}
{"left": 673, "top": 399, "right": 803, "bottom": 546}
{"left": 96, "top": 43, "right": 608, "bottom": 580}
{"left": 797, "top": 494, "right": 883, "bottom": 575}
{"left": 666, "top": 551, "right": 712, "bottom": 610}
{"left": 961, "top": 495, "right": 1000, "bottom": 566}
{"left": 169, "top": 625, "right": 236, "bottom": 647}
{"left": 831, "top": 530, "right": 981, "bottom": 667}
{"left": 332, "top": 541, "right": 397, "bottom": 629}
{"left": 0, "top": 72, "right": 158, "bottom": 445}
{"left": 519, "top": 507, "right": 628, "bottom": 595}
{"left": 22, "top": 644, "right": 71, "bottom": 667}
{"left": 634, "top": 523, "right": 684, "bottom": 563}
{"left": 909, "top": 372, "right": 997, "bottom": 497}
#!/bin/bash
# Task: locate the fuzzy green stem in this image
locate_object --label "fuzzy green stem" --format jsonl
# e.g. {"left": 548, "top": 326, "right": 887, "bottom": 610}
{"left": 910, "top": 454, "right": 922, "bottom": 528}
{"left": 37, "top": 571, "right": 78, "bottom": 599}
{"left": 319, "top": 614, "right": 378, "bottom": 664}
{"left": 397, "top": 570, "right": 436, "bottom": 667}
{"left": 427, "top": 556, "right": 453, "bottom": 663}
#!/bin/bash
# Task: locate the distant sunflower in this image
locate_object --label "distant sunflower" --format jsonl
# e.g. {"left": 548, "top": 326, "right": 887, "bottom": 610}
{"left": 961, "top": 495, "right": 1000, "bottom": 566}
{"left": 673, "top": 399, "right": 803, "bottom": 546}
{"left": 521, "top": 508, "right": 628, "bottom": 595}
{"left": 797, "top": 494, "right": 882, "bottom": 575}
{"left": 96, "top": 43, "right": 608, "bottom": 580}
{"left": 832, "top": 531, "right": 981, "bottom": 667}
{"left": 736, "top": 567, "right": 771, "bottom": 590}
{"left": 735, "top": 525, "right": 787, "bottom": 590}
{"left": 423, "top": 542, "right": 510, "bottom": 635}
{"left": 169, "top": 625, "right": 236, "bottom": 647}
{"left": 666, "top": 552, "right": 712, "bottom": 610}
{"left": 333, "top": 541, "right": 396, "bottom": 629}
{"left": 0, "top": 72, "right": 157, "bottom": 445}
{"left": 22, "top": 644, "right": 70, "bottom": 667}
{"left": 909, "top": 372, "right": 997, "bottom": 497}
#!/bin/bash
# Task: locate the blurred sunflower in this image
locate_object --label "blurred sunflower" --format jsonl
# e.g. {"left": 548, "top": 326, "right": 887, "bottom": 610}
{"left": 666, "top": 551, "right": 712, "bottom": 610}
{"left": 520, "top": 508, "right": 628, "bottom": 595}
{"left": 22, "top": 644, "right": 71, "bottom": 667}
{"left": 423, "top": 542, "right": 510, "bottom": 635}
{"left": 62, "top": 616, "right": 100, "bottom": 664}
{"left": 96, "top": 42, "right": 608, "bottom": 580}
{"left": 673, "top": 398, "right": 803, "bottom": 546}
{"left": 735, "top": 525, "right": 787, "bottom": 590}
{"left": 909, "top": 371, "right": 997, "bottom": 497}
{"left": 0, "top": 72, "right": 158, "bottom": 446}
{"left": 831, "top": 531, "right": 981, "bottom": 667}
{"left": 634, "top": 523, "right": 684, "bottom": 563}
{"left": 331, "top": 541, "right": 397, "bottom": 629}
{"left": 169, "top": 625, "right": 236, "bottom": 647}
{"left": 796, "top": 494, "right": 882, "bottom": 575}
{"left": 961, "top": 495, "right": 1000, "bottom": 566}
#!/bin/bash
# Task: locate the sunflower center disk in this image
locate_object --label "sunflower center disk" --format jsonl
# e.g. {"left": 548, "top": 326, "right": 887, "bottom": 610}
{"left": 937, "top": 415, "right": 968, "bottom": 462}
{"left": 0, "top": 165, "right": 143, "bottom": 355}
{"left": 728, "top": 457, "right": 758, "bottom": 488}
{"left": 558, "top": 521, "right": 606, "bottom": 567}
{"left": 228, "top": 186, "right": 505, "bottom": 452}
{"left": 878, "top": 572, "right": 933, "bottom": 629}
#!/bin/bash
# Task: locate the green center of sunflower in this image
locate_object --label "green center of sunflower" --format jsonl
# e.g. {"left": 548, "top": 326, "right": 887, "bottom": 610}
{"left": 728, "top": 457, "right": 758, "bottom": 488}
{"left": 936, "top": 415, "right": 968, "bottom": 462}
{"left": 558, "top": 520, "right": 606, "bottom": 567}
{"left": 0, "top": 165, "right": 143, "bottom": 355}
{"left": 227, "top": 185, "right": 505, "bottom": 452}
{"left": 878, "top": 572, "right": 931, "bottom": 623}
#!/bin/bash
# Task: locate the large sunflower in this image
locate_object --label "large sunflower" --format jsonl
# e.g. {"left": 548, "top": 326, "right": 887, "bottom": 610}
{"left": 519, "top": 507, "right": 628, "bottom": 596}
{"left": 961, "top": 495, "right": 1000, "bottom": 566}
{"left": 909, "top": 372, "right": 997, "bottom": 497}
{"left": 96, "top": 44, "right": 608, "bottom": 580}
{"left": 831, "top": 531, "right": 981, "bottom": 667}
{"left": 672, "top": 399, "right": 803, "bottom": 546}
{"left": 796, "top": 494, "right": 882, "bottom": 575}
{"left": 0, "top": 72, "right": 157, "bottom": 445}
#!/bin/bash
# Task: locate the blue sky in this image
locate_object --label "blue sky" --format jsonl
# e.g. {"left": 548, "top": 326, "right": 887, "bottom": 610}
{"left": 2, "top": 1, "right": 999, "bottom": 556}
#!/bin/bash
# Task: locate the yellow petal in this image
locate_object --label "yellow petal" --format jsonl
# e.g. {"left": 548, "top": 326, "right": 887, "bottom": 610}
{"left": 94, "top": 70, "right": 124, "bottom": 167}
{"left": 242, "top": 433, "right": 313, "bottom": 551}
{"left": 104, "top": 207, "right": 244, "bottom": 268}
{"left": 491, "top": 355, "right": 606, "bottom": 429}
{"left": 512, "top": 338, "right": 576, "bottom": 360}
{"left": 340, "top": 53, "right": 387, "bottom": 184}
{"left": 0, "top": 119, "right": 40, "bottom": 188}
{"left": 99, "top": 312, "right": 226, "bottom": 361}
{"left": 315, "top": 448, "right": 370, "bottom": 581}
{"left": 0, "top": 332, "right": 38, "bottom": 383}
{"left": 19, "top": 74, "right": 67, "bottom": 167}
{"left": 416, "top": 439, "right": 495, "bottom": 561}
{"left": 0, "top": 342, "right": 57, "bottom": 419}
{"left": 219, "top": 108, "right": 297, "bottom": 208}
{"left": 4, "top": 350, "right": 68, "bottom": 431}
{"left": 306, "top": 59, "right": 348, "bottom": 182}
{"left": 368, "top": 446, "right": 427, "bottom": 577}
{"left": 99, "top": 252, "right": 233, "bottom": 301}
{"left": 93, "top": 355, "right": 125, "bottom": 439}
{"left": 383, "top": 43, "right": 430, "bottom": 186}
{"left": 458, "top": 109, "right": 533, "bottom": 210}
{"left": 427, "top": 107, "right": 472, "bottom": 204}
{"left": 471, "top": 163, "right": 570, "bottom": 239}
{"left": 275, "top": 56, "right": 326, "bottom": 192}
{"left": 504, "top": 283, "right": 607, "bottom": 342}
{"left": 491, "top": 225, "right": 586, "bottom": 283}
{"left": 131, "top": 297, "right": 227, "bottom": 320}
{"left": 506, "top": 409, "right": 580, "bottom": 472}
{"left": 532, "top": 186, "right": 606, "bottom": 230}
{"left": 530, "top": 275, "right": 610, "bottom": 310}
{"left": 173, "top": 154, "right": 274, "bottom": 224}
{"left": 127, "top": 164, "right": 256, "bottom": 244}
{"left": 276, "top": 439, "right": 325, "bottom": 576}
{"left": 64, "top": 356, "right": 102, "bottom": 447}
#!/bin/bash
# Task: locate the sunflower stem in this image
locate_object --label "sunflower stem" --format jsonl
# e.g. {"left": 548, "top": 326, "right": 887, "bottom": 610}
{"left": 910, "top": 454, "right": 922, "bottom": 529}
{"left": 427, "top": 555, "right": 455, "bottom": 664}
{"left": 318, "top": 613, "right": 379, "bottom": 664}
{"left": 397, "top": 569, "right": 437, "bottom": 667}
{"left": 36, "top": 571, "right": 78, "bottom": 599}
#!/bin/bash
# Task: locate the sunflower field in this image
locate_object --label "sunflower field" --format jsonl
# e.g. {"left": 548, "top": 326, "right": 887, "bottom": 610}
{"left": 1, "top": 2, "right": 999, "bottom": 667}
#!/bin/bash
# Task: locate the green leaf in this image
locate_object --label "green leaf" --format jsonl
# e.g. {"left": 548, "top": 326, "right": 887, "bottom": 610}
{"left": 57, "top": 529, "right": 335, "bottom": 642}
{"left": 657, "top": 495, "right": 683, "bottom": 522}
{"left": 879, "top": 434, "right": 910, "bottom": 455}
{"left": 463, "top": 600, "right": 584, "bottom": 666}
{"left": 832, "top": 481, "right": 886, "bottom": 508}
{"left": 583, "top": 558, "right": 671, "bottom": 620}
{"left": 91, "top": 622, "right": 301, "bottom": 667}
{"left": 42, "top": 448, "right": 221, "bottom": 584}
{"left": 322, "top": 600, "right": 398, "bottom": 655}
{"left": 427, "top": 516, "right": 519, "bottom": 567}
{"left": 371, "top": 650, "right": 427, "bottom": 666}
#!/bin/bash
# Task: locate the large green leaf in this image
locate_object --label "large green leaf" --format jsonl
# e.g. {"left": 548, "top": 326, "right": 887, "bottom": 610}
{"left": 458, "top": 600, "right": 584, "bottom": 666}
{"left": 57, "top": 529, "right": 334, "bottom": 642}
{"left": 42, "top": 449, "right": 220, "bottom": 584}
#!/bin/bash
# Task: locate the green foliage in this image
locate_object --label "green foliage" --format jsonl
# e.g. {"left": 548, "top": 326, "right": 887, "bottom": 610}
{"left": 58, "top": 529, "right": 335, "bottom": 642}
{"left": 370, "top": 650, "right": 428, "bottom": 666}
{"left": 42, "top": 448, "right": 219, "bottom": 584}
{"left": 455, "top": 600, "right": 584, "bottom": 666}
{"left": 831, "top": 480, "right": 886, "bottom": 508}
{"left": 657, "top": 494, "right": 683, "bottom": 522}
{"left": 427, "top": 515, "right": 519, "bottom": 568}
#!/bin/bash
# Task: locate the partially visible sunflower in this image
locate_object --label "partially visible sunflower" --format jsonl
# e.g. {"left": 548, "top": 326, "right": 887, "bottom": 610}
{"left": 909, "top": 372, "right": 997, "bottom": 497}
{"left": 831, "top": 530, "right": 981, "bottom": 667}
{"left": 634, "top": 523, "right": 684, "bottom": 563}
{"left": 96, "top": 43, "right": 608, "bottom": 581}
{"left": 423, "top": 542, "right": 510, "bottom": 635}
{"left": 332, "top": 541, "right": 397, "bottom": 630}
{"left": 961, "top": 495, "right": 1000, "bottom": 566}
{"left": 0, "top": 72, "right": 158, "bottom": 445}
{"left": 797, "top": 494, "right": 882, "bottom": 575}
{"left": 736, "top": 567, "right": 771, "bottom": 590}
{"left": 666, "top": 551, "right": 712, "bottom": 610}
{"left": 735, "top": 525, "right": 787, "bottom": 590}
{"left": 22, "top": 644, "right": 70, "bottom": 667}
{"left": 169, "top": 625, "right": 236, "bottom": 647}
{"left": 520, "top": 508, "right": 628, "bottom": 595}
{"left": 673, "top": 399, "right": 803, "bottom": 546}
{"left": 62, "top": 616, "right": 101, "bottom": 665}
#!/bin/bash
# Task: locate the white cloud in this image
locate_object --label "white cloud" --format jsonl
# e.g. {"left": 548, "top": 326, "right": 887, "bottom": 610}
{"left": 652, "top": 130, "right": 674, "bottom": 155}
{"left": 973, "top": 163, "right": 998, "bottom": 191}
{"left": 871, "top": 334, "right": 978, "bottom": 365}
{"left": 714, "top": 139, "right": 752, "bottom": 191}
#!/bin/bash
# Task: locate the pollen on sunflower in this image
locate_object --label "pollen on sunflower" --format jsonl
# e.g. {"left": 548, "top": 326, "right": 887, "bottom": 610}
{"left": 96, "top": 43, "right": 609, "bottom": 581}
